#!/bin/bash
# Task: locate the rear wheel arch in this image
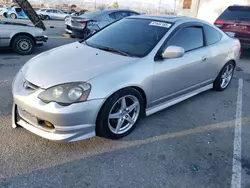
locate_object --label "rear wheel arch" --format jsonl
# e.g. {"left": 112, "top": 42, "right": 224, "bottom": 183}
{"left": 213, "top": 60, "right": 235, "bottom": 91}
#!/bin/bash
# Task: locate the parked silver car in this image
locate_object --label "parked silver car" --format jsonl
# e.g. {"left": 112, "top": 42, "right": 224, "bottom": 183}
{"left": 38, "top": 9, "right": 69, "bottom": 20}
{"left": 0, "top": 21, "right": 47, "bottom": 55}
{"left": 12, "top": 15, "right": 240, "bottom": 142}
{"left": 66, "top": 9, "right": 139, "bottom": 38}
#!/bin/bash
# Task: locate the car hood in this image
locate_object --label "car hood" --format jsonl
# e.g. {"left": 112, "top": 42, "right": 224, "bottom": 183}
{"left": 23, "top": 42, "right": 136, "bottom": 89}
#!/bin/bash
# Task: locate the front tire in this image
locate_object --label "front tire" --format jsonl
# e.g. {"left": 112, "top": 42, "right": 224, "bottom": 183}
{"left": 213, "top": 61, "right": 235, "bottom": 91}
{"left": 12, "top": 35, "right": 35, "bottom": 55}
{"left": 96, "top": 88, "right": 144, "bottom": 139}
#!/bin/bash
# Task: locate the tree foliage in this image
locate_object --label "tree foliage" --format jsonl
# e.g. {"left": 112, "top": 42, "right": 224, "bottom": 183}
{"left": 112, "top": 2, "right": 119, "bottom": 9}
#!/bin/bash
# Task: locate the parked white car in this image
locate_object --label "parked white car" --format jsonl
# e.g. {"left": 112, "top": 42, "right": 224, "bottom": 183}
{"left": 0, "top": 4, "right": 7, "bottom": 17}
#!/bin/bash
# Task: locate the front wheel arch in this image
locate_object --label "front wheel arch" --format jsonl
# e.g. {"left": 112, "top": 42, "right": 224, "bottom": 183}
{"left": 10, "top": 33, "right": 36, "bottom": 47}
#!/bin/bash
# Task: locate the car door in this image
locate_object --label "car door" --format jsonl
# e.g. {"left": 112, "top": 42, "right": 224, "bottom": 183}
{"left": 46, "top": 10, "right": 53, "bottom": 19}
{"left": 54, "top": 10, "right": 65, "bottom": 20}
{"left": 152, "top": 24, "right": 214, "bottom": 105}
{"left": 0, "top": 24, "right": 11, "bottom": 47}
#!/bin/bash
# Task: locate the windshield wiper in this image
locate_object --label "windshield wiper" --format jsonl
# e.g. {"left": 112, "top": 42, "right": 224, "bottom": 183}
{"left": 83, "top": 41, "right": 133, "bottom": 57}
{"left": 97, "top": 46, "right": 131, "bottom": 57}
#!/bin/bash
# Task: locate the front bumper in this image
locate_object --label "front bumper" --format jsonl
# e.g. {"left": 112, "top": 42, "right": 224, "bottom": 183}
{"left": 12, "top": 71, "right": 105, "bottom": 142}
{"left": 35, "top": 35, "right": 48, "bottom": 43}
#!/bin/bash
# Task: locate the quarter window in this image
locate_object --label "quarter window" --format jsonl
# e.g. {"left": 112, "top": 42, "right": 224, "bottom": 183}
{"left": 204, "top": 25, "right": 222, "bottom": 45}
{"left": 167, "top": 27, "right": 204, "bottom": 52}
{"left": 109, "top": 12, "right": 126, "bottom": 20}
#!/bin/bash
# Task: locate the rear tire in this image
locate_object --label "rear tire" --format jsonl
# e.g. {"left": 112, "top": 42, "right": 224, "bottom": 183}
{"left": 213, "top": 61, "right": 235, "bottom": 91}
{"left": 10, "top": 13, "right": 17, "bottom": 19}
{"left": 96, "top": 88, "right": 144, "bottom": 139}
{"left": 12, "top": 35, "right": 35, "bottom": 55}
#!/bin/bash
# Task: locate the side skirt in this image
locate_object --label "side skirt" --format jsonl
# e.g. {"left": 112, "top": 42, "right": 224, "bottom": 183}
{"left": 146, "top": 84, "right": 213, "bottom": 116}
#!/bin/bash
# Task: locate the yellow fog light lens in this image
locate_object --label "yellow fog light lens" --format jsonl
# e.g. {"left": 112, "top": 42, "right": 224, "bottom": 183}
{"left": 45, "top": 121, "right": 53, "bottom": 127}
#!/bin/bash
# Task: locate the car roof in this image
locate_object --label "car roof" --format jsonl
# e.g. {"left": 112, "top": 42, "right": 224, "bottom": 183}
{"left": 129, "top": 14, "right": 201, "bottom": 23}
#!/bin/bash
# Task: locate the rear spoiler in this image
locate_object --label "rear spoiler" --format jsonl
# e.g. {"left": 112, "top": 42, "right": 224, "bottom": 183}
{"left": 225, "top": 31, "right": 236, "bottom": 38}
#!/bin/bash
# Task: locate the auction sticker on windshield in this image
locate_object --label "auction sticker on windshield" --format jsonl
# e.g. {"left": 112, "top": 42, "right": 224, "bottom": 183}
{"left": 149, "top": 21, "right": 171, "bottom": 28}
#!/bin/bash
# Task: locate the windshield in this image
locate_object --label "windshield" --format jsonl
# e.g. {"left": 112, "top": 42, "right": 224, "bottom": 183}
{"left": 85, "top": 18, "right": 171, "bottom": 57}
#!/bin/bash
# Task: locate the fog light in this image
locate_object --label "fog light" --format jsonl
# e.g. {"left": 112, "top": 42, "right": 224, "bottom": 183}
{"left": 39, "top": 120, "right": 54, "bottom": 129}
{"left": 45, "top": 121, "right": 53, "bottom": 127}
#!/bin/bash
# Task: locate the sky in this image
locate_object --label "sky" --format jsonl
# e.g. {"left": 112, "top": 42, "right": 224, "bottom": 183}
{"left": 30, "top": 0, "right": 177, "bottom": 9}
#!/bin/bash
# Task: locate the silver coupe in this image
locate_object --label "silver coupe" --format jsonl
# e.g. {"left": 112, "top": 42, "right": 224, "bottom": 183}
{"left": 12, "top": 15, "right": 241, "bottom": 142}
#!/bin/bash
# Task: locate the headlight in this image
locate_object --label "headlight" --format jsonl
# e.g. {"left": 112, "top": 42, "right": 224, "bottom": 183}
{"left": 38, "top": 82, "right": 91, "bottom": 105}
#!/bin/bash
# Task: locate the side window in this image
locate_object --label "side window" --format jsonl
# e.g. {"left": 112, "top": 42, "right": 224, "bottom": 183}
{"left": 204, "top": 25, "right": 222, "bottom": 45}
{"left": 167, "top": 27, "right": 204, "bottom": 52}
{"left": 47, "top": 10, "right": 53, "bottom": 13}
{"left": 120, "top": 11, "right": 130, "bottom": 17}
{"left": 108, "top": 13, "right": 116, "bottom": 20}
{"left": 108, "top": 12, "right": 124, "bottom": 20}
{"left": 129, "top": 12, "right": 139, "bottom": 16}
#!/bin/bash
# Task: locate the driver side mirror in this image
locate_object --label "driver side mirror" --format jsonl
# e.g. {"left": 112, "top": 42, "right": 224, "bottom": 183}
{"left": 162, "top": 46, "right": 185, "bottom": 59}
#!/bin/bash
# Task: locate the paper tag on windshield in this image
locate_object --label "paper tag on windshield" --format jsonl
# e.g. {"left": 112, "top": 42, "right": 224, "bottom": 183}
{"left": 149, "top": 21, "right": 171, "bottom": 28}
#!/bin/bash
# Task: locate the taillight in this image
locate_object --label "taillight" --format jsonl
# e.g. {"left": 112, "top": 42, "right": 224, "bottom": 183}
{"left": 81, "top": 20, "right": 87, "bottom": 24}
{"left": 214, "top": 20, "right": 224, "bottom": 27}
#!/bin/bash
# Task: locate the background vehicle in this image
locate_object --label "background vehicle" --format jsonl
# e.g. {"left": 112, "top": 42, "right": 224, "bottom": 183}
{"left": 73, "top": 9, "right": 88, "bottom": 16}
{"left": 0, "top": 4, "right": 6, "bottom": 16}
{"left": 62, "top": 9, "right": 76, "bottom": 14}
{"left": 12, "top": 15, "right": 240, "bottom": 142}
{"left": 214, "top": 5, "right": 250, "bottom": 48}
{"left": 68, "top": 9, "right": 140, "bottom": 38}
{"left": 39, "top": 9, "right": 70, "bottom": 20}
{"left": 6, "top": 6, "right": 28, "bottom": 19}
{"left": 0, "top": 20, "right": 47, "bottom": 55}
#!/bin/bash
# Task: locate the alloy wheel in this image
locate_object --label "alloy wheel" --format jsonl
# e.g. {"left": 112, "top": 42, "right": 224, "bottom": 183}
{"left": 220, "top": 64, "right": 234, "bottom": 89}
{"left": 108, "top": 95, "right": 140, "bottom": 135}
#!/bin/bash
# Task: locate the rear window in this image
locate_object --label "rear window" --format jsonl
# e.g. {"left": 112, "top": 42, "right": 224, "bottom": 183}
{"left": 79, "top": 10, "right": 102, "bottom": 18}
{"left": 218, "top": 6, "right": 250, "bottom": 21}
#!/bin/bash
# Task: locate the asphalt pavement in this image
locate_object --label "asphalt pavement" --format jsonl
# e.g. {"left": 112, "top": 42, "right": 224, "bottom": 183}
{"left": 0, "top": 21, "right": 250, "bottom": 188}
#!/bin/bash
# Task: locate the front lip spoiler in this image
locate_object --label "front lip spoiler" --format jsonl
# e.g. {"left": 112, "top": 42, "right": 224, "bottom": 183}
{"left": 12, "top": 104, "right": 96, "bottom": 142}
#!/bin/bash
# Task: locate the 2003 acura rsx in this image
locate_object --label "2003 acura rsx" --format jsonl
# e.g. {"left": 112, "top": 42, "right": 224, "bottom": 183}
{"left": 12, "top": 15, "right": 241, "bottom": 142}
